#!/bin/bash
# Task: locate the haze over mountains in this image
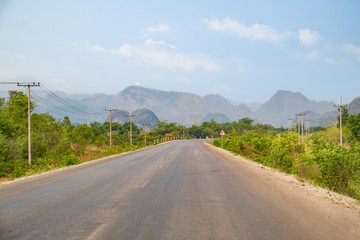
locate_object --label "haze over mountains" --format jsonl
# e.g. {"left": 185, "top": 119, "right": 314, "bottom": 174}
{"left": 1, "top": 86, "right": 358, "bottom": 127}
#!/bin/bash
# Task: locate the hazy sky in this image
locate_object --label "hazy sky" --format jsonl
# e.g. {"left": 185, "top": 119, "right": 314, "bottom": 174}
{"left": 1, "top": 0, "right": 359, "bottom": 103}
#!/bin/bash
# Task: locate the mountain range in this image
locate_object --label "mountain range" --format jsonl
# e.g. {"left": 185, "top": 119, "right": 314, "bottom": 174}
{"left": 1, "top": 86, "right": 359, "bottom": 127}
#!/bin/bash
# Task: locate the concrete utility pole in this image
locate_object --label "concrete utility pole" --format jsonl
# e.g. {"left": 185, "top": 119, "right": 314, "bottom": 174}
{"left": 142, "top": 123, "right": 149, "bottom": 146}
{"left": 295, "top": 113, "right": 300, "bottom": 135}
{"left": 182, "top": 125, "right": 185, "bottom": 140}
{"left": 129, "top": 115, "right": 135, "bottom": 145}
{"left": 301, "top": 114, "right": 305, "bottom": 137}
{"left": 288, "top": 118, "right": 293, "bottom": 134}
{"left": 105, "top": 109, "right": 118, "bottom": 148}
{"left": 334, "top": 103, "right": 347, "bottom": 146}
{"left": 295, "top": 113, "right": 305, "bottom": 144}
{"left": 306, "top": 119, "right": 310, "bottom": 137}
{"left": 17, "top": 82, "right": 40, "bottom": 165}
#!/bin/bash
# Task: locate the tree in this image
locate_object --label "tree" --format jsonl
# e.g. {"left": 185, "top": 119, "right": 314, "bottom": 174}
{"left": 347, "top": 113, "right": 360, "bottom": 141}
{"left": 337, "top": 106, "right": 349, "bottom": 127}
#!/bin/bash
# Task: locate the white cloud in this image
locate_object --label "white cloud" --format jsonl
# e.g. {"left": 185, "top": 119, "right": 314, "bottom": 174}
{"left": 304, "top": 49, "right": 321, "bottom": 60}
{"left": 325, "top": 58, "right": 338, "bottom": 65}
{"left": 13, "top": 53, "right": 26, "bottom": 61}
{"left": 202, "top": 17, "right": 290, "bottom": 43}
{"left": 343, "top": 43, "right": 360, "bottom": 59}
{"left": 298, "top": 28, "right": 320, "bottom": 46}
{"left": 77, "top": 40, "right": 221, "bottom": 72}
{"left": 146, "top": 24, "right": 170, "bottom": 33}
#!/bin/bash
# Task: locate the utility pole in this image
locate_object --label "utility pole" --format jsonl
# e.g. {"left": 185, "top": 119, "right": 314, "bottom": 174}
{"left": 288, "top": 118, "right": 293, "bottom": 134}
{"left": 142, "top": 123, "right": 149, "bottom": 146}
{"left": 129, "top": 115, "right": 135, "bottom": 145}
{"left": 295, "top": 113, "right": 305, "bottom": 144}
{"left": 295, "top": 113, "right": 301, "bottom": 135}
{"left": 334, "top": 102, "right": 347, "bottom": 146}
{"left": 17, "top": 82, "right": 40, "bottom": 165}
{"left": 306, "top": 119, "right": 310, "bottom": 137}
{"left": 182, "top": 125, "right": 185, "bottom": 139}
{"left": 105, "top": 109, "right": 118, "bottom": 148}
{"left": 301, "top": 113, "right": 305, "bottom": 137}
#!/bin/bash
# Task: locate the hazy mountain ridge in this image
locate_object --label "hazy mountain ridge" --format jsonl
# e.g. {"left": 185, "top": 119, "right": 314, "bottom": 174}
{"left": 349, "top": 97, "right": 360, "bottom": 115}
{"left": 255, "top": 90, "right": 337, "bottom": 127}
{"left": 2, "top": 87, "right": 355, "bottom": 127}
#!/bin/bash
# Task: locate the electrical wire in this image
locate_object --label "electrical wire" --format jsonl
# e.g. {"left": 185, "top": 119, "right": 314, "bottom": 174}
{"left": 39, "top": 84, "right": 103, "bottom": 115}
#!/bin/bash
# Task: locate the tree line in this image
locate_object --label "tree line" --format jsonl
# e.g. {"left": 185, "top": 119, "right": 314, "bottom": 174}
{"left": 0, "top": 91, "right": 275, "bottom": 179}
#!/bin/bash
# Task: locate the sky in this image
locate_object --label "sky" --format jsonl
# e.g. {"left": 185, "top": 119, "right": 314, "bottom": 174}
{"left": 0, "top": 0, "right": 360, "bottom": 104}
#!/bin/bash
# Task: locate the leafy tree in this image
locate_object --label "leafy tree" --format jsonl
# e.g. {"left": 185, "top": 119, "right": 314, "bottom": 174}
{"left": 337, "top": 106, "right": 349, "bottom": 127}
{"left": 347, "top": 113, "right": 360, "bottom": 141}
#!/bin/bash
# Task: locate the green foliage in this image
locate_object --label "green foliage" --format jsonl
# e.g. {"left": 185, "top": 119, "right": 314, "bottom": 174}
{"left": 214, "top": 123, "right": 360, "bottom": 200}
{"left": 59, "top": 152, "right": 79, "bottom": 166}
{"left": 347, "top": 113, "right": 360, "bottom": 141}
{"left": 2, "top": 90, "right": 360, "bottom": 201}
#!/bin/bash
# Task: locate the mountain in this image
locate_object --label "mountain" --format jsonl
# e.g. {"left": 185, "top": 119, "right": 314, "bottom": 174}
{"left": 106, "top": 110, "right": 130, "bottom": 124}
{"left": 255, "top": 90, "right": 335, "bottom": 127}
{"left": 201, "top": 113, "right": 230, "bottom": 123}
{"left": 105, "top": 108, "right": 159, "bottom": 126}
{"left": 131, "top": 108, "right": 159, "bottom": 127}
{"left": 4, "top": 86, "right": 351, "bottom": 127}
{"left": 349, "top": 97, "right": 360, "bottom": 115}
{"left": 78, "top": 86, "right": 252, "bottom": 125}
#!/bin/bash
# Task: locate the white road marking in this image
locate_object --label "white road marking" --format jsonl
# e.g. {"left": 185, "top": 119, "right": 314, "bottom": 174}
{"left": 86, "top": 224, "right": 107, "bottom": 240}
{"left": 141, "top": 180, "right": 150, "bottom": 188}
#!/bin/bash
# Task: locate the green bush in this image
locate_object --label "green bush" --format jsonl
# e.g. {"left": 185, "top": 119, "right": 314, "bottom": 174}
{"left": 59, "top": 152, "right": 79, "bottom": 166}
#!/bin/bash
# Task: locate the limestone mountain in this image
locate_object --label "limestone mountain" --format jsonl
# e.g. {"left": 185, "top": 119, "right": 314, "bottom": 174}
{"left": 11, "top": 86, "right": 352, "bottom": 128}
{"left": 79, "top": 86, "right": 252, "bottom": 125}
{"left": 349, "top": 97, "right": 360, "bottom": 115}
{"left": 105, "top": 108, "right": 159, "bottom": 127}
{"left": 255, "top": 90, "right": 336, "bottom": 127}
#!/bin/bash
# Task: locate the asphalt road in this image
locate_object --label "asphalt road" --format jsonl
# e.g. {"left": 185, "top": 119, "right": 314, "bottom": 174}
{"left": 1, "top": 140, "right": 359, "bottom": 240}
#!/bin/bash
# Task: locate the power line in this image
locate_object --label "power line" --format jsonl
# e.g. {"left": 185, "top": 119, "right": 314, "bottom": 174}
{"left": 39, "top": 84, "right": 103, "bottom": 115}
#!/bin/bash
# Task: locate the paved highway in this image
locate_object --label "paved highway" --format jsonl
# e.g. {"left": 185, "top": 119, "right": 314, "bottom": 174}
{"left": 1, "top": 140, "right": 359, "bottom": 240}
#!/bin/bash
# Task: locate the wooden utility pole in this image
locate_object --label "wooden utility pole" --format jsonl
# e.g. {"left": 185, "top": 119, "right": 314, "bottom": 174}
{"left": 17, "top": 82, "right": 40, "bottom": 165}
{"left": 129, "top": 115, "right": 135, "bottom": 145}
{"left": 105, "top": 109, "right": 118, "bottom": 148}
{"left": 334, "top": 103, "right": 347, "bottom": 146}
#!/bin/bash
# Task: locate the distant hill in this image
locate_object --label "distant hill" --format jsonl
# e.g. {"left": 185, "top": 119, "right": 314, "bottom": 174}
{"left": 78, "top": 86, "right": 252, "bottom": 125}
{"left": 255, "top": 90, "right": 336, "bottom": 127}
{"left": 105, "top": 108, "right": 159, "bottom": 126}
{"left": 201, "top": 113, "right": 230, "bottom": 123}
{"left": 349, "top": 97, "right": 360, "bottom": 115}
{"left": 3, "top": 86, "right": 353, "bottom": 128}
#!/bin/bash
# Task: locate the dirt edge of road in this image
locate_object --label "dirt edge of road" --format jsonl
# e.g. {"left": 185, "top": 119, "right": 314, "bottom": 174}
{"left": 204, "top": 142, "right": 360, "bottom": 211}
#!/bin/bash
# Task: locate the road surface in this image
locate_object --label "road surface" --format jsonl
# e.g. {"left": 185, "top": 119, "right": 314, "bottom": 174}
{"left": 1, "top": 140, "right": 359, "bottom": 240}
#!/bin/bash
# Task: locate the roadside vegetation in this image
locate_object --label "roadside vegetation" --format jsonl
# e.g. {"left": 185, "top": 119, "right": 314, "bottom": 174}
{"left": 0, "top": 91, "right": 264, "bottom": 180}
{"left": 213, "top": 114, "right": 360, "bottom": 201}
{"left": 1, "top": 90, "right": 360, "bottom": 202}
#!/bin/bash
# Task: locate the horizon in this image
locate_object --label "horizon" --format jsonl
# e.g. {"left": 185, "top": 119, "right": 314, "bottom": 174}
{"left": 0, "top": 84, "right": 348, "bottom": 108}
{"left": 1, "top": 1, "right": 359, "bottom": 104}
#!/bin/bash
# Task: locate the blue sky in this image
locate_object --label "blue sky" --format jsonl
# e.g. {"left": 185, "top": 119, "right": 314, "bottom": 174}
{"left": 1, "top": 0, "right": 359, "bottom": 104}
